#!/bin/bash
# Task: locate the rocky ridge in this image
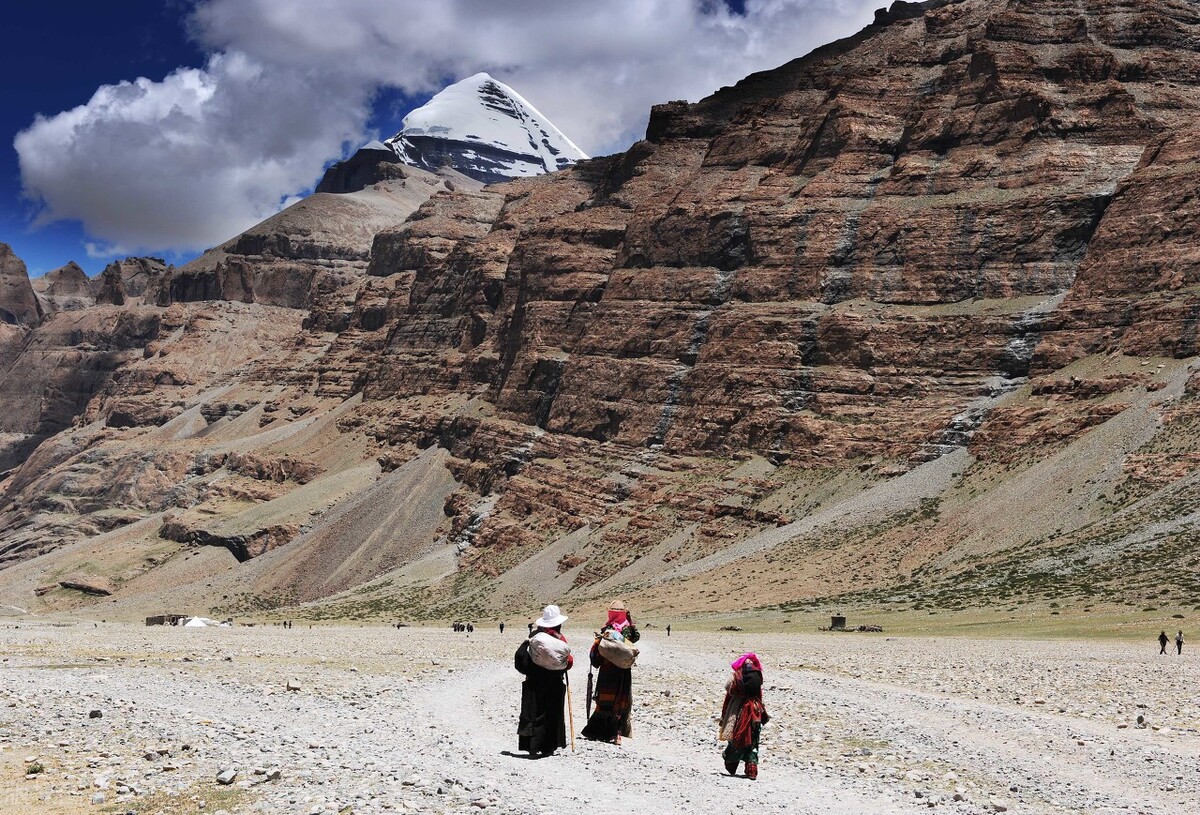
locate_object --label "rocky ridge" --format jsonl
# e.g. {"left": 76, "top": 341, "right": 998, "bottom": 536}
{"left": 2, "top": 0, "right": 1200, "bottom": 622}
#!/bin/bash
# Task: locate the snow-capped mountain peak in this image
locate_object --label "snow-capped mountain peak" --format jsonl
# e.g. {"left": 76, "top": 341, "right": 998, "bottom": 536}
{"left": 384, "top": 72, "right": 588, "bottom": 185}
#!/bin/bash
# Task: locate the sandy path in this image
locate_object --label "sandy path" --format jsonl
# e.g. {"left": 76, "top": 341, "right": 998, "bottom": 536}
{"left": 0, "top": 625, "right": 1196, "bottom": 814}
{"left": 409, "top": 641, "right": 910, "bottom": 814}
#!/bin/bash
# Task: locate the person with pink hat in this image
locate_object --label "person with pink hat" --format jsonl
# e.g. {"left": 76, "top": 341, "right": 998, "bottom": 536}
{"left": 514, "top": 604, "right": 574, "bottom": 757}
{"left": 719, "top": 652, "right": 770, "bottom": 780}
{"left": 581, "top": 599, "right": 640, "bottom": 745}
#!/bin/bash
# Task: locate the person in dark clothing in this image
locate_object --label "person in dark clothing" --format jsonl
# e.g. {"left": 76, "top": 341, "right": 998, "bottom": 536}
{"left": 581, "top": 600, "right": 639, "bottom": 745}
{"left": 1160, "top": 630, "right": 1170, "bottom": 654}
{"left": 499, "top": 621, "right": 505, "bottom": 634}
{"left": 719, "top": 653, "right": 769, "bottom": 780}
{"left": 666, "top": 624, "right": 671, "bottom": 637}
{"left": 1177, "top": 630, "right": 1185, "bottom": 655}
{"left": 516, "top": 605, "right": 573, "bottom": 757}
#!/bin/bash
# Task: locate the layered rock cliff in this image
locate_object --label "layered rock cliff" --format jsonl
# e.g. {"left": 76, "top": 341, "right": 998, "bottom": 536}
{"left": 3, "top": 0, "right": 1200, "bottom": 621}
{"left": 159, "top": 166, "right": 478, "bottom": 314}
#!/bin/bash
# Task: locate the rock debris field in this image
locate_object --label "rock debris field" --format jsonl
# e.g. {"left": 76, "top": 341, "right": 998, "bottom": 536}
{"left": 0, "top": 624, "right": 1197, "bottom": 815}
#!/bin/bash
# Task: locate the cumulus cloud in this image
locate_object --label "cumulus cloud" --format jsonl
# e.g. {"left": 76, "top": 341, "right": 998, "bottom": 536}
{"left": 17, "top": 0, "right": 880, "bottom": 254}
{"left": 193, "top": 0, "right": 881, "bottom": 154}
{"left": 16, "top": 52, "right": 370, "bottom": 253}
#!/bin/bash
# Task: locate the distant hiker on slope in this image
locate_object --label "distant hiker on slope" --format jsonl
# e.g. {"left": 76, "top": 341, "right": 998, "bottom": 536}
{"left": 515, "top": 605, "right": 574, "bottom": 758}
{"left": 1177, "top": 630, "right": 1185, "bottom": 655}
{"left": 1160, "top": 630, "right": 1170, "bottom": 654}
{"left": 581, "top": 600, "right": 640, "bottom": 745}
{"left": 719, "top": 652, "right": 770, "bottom": 780}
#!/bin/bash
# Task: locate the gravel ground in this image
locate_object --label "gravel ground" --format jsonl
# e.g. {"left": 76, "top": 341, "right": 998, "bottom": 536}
{"left": 0, "top": 624, "right": 1197, "bottom": 815}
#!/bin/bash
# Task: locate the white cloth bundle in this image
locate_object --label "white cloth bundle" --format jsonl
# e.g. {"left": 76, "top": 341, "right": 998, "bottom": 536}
{"left": 529, "top": 631, "right": 571, "bottom": 671}
{"left": 598, "top": 635, "right": 639, "bottom": 669}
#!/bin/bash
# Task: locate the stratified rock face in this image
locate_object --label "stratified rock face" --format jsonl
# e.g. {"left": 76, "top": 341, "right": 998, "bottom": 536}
{"left": 330, "top": 0, "right": 1200, "bottom": 604}
{"left": 359, "top": 0, "right": 1200, "bottom": 463}
{"left": 0, "top": 243, "right": 42, "bottom": 326}
{"left": 32, "top": 262, "right": 95, "bottom": 314}
{"left": 4, "top": 0, "right": 1200, "bottom": 623}
{"left": 1035, "top": 127, "right": 1200, "bottom": 366}
{"left": 160, "top": 167, "right": 476, "bottom": 312}
{"left": 0, "top": 304, "right": 164, "bottom": 473}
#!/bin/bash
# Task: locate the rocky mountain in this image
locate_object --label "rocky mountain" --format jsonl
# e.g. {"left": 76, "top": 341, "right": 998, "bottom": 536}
{"left": 2, "top": 0, "right": 1199, "bottom": 624}
{"left": 320, "top": 73, "right": 587, "bottom": 191}
{"left": 32, "top": 261, "right": 95, "bottom": 314}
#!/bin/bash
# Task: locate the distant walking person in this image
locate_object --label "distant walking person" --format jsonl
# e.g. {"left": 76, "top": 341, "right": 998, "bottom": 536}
{"left": 719, "top": 653, "right": 769, "bottom": 780}
{"left": 515, "top": 605, "right": 573, "bottom": 757}
{"left": 1177, "top": 630, "right": 1185, "bottom": 655}
{"left": 582, "top": 600, "right": 640, "bottom": 745}
{"left": 666, "top": 624, "right": 671, "bottom": 637}
{"left": 1160, "top": 630, "right": 1170, "bottom": 654}
{"left": 499, "top": 621, "right": 506, "bottom": 634}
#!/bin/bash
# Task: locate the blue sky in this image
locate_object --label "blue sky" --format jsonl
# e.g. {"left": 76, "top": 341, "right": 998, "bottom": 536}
{"left": 0, "top": 3, "right": 427, "bottom": 276}
{"left": 0, "top": 3, "right": 201, "bottom": 276}
{"left": 1, "top": 0, "right": 876, "bottom": 279}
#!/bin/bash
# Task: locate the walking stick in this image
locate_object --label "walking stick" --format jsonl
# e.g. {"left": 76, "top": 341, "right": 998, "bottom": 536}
{"left": 565, "top": 672, "right": 576, "bottom": 753}
{"left": 586, "top": 667, "right": 594, "bottom": 719}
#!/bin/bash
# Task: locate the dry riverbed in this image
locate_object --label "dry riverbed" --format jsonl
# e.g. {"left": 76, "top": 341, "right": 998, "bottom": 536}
{"left": 0, "top": 623, "right": 1196, "bottom": 815}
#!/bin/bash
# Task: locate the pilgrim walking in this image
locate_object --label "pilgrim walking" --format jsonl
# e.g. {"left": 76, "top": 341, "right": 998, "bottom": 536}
{"left": 515, "top": 604, "right": 574, "bottom": 757}
{"left": 1160, "top": 630, "right": 1170, "bottom": 654}
{"left": 1177, "top": 629, "right": 1185, "bottom": 655}
{"left": 719, "top": 653, "right": 770, "bottom": 780}
{"left": 581, "top": 600, "right": 640, "bottom": 745}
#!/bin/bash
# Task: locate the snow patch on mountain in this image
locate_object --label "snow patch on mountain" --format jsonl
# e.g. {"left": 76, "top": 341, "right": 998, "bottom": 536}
{"left": 383, "top": 73, "right": 587, "bottom": 184}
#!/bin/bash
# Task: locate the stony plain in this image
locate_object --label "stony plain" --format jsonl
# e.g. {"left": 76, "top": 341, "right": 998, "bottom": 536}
{"left": 0, "top": 623, "right": 1196, "bottom": 815}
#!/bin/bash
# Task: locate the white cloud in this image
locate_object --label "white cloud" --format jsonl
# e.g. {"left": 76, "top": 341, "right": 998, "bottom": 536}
{"left": 84, "top": 241, "right": 130, "bottom": 260}
{"left": 16, "top": 52, "right": 370, "bottom": 253}
{"left": 17, "top": 0, "right": 880, "bottom": 254}
{"left": 193, "top": 0, "right": 882, "bottom": 155}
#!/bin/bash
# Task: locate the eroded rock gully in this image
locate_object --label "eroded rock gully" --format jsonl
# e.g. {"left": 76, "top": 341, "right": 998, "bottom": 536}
{"left": 3, "top": 0, "right": 1200, "bottom": 618}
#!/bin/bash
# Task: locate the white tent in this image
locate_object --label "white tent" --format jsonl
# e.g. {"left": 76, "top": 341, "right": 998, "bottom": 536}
{"left": 184, "top": 617, "right": 212, "bottom": 627}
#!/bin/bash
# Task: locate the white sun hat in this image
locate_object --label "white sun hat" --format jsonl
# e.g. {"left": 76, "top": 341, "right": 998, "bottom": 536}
{"left": 536, "top": 604, "right": 568, "bottom": 629}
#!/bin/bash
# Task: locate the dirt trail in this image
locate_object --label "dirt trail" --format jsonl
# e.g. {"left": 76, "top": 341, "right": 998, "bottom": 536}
{"left": 409, "top": 644, "right": 910, "bottom": 815}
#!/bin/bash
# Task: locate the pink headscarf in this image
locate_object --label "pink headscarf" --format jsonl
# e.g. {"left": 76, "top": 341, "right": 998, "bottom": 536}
{"left": 731, "top": 652, "right": 763, "bottom": 673}
{"left": 606, "top": 609, "right": 629, "bottom": 631}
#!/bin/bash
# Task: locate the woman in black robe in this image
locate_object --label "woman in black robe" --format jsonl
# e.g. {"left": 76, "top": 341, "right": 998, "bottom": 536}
{"left": 515, "top": 604, "right": 573, "bottom": 757}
